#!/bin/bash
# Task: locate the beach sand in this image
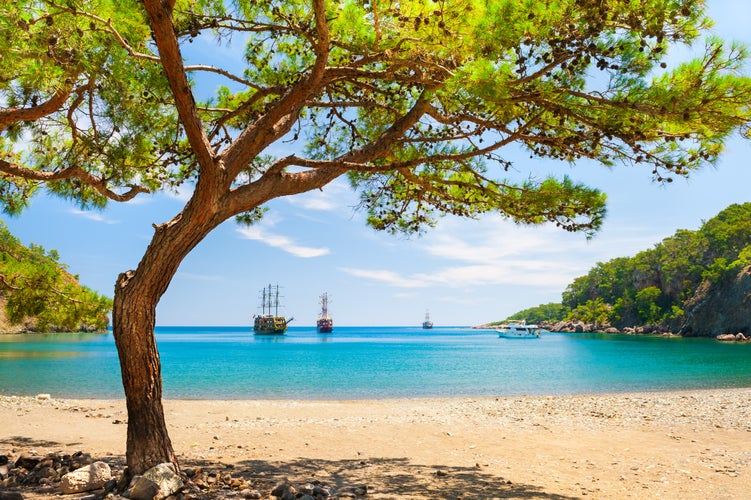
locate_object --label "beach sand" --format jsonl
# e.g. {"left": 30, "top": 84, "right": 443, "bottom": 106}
{"left": 2, "top": 389, "right": 750, "bottom": 499}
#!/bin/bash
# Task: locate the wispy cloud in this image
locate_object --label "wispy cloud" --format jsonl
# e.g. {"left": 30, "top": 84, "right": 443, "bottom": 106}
{"left": 237, "top": 221, "right": 329, "bottom": 258}
{"left": 341, "top": 260, "right": 578, "bottom": 291}
{"left": 286, "top": 179, "right": 356, "bottom": 212}
{"left": 165, "top": 184, "right": 194, "bottom": 203}
{"left": 69, "top": 209, "right": 119, "bottom": 225}
{"left": 341, "top": 215, "right": 662, "bottom": 291}
{"left": 338, "top": 267, "right": 429, "bottom": 288}
{"left": 415, "top": 262, "right": 578, "bottom": 288}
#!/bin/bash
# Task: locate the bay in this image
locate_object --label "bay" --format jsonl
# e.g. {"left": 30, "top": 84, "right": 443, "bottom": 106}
{"left": 1, "top": 326, "right": 750, "bottom": 399}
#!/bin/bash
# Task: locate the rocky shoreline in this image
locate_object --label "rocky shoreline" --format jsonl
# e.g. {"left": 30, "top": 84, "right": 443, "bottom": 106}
{"left": 0, "top": 323, "right": 108, "bottom": 335}
{"left": 473, "top": 320, "right": 751, "bottom": 341}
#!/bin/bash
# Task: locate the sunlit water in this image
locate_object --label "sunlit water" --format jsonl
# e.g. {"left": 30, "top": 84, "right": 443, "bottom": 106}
{"left": 2, "top": 326, "right": 750, "bottom": 399}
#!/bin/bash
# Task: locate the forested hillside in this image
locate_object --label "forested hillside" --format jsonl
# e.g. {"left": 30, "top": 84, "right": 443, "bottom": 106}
{"left": 0, "top": 221, "right": 112, "bottom": 333}
{"left": 506, "top": 203, "right": 751, "bottom": 336}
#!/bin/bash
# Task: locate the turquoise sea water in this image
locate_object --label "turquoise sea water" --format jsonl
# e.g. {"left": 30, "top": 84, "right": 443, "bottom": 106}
{"left": 1, "top": 326, "right": 751, "bottom": 399}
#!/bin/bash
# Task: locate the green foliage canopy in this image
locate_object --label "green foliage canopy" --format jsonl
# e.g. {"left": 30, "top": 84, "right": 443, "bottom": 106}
{"left": 504, "top": 302, "right": 567, "bottom": 324}
{"left": 2, "top": 0, "right": 750, "bottom": 237}
{"left": 566, "top": 296, "right": 612, "bottom": 326}
{"left": 0, "top": 221, "right": 112, "bottom": 331}
{"left": 4, "top": 0, "right": 751, "bottom": 477}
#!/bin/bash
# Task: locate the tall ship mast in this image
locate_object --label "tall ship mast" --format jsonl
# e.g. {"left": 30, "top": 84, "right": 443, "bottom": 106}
{"left": 316, "top": 292, "right": 333, "bottom": 333}
{"left": 253, "top": 283, "right": 293, "bottom": 335}
{"left": 422, "top": 310, "right": 434, "bottom": 329}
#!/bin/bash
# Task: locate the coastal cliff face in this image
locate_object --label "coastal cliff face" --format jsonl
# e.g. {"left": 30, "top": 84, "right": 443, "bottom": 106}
{"left": 680, "top": 265, "right": 751, "bottom": 337}
{"left": 549, "top": 203, "right": 751, "bottom": 338}
{"left": 509, "top": 263, "right": 751, "bottom": 338}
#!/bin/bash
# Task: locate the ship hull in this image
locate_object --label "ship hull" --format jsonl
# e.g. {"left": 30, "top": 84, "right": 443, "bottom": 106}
{"left": 254, "top": 315, "right": 288, "bottom": 335}
{"left": 496, "top": 321, "right": 540, "bottom": 339}
{"left": 317, "top": 292, "right": 333, "bottom": 333}
{"left": 317, "top": 318, "right": 333, "bottom": 333}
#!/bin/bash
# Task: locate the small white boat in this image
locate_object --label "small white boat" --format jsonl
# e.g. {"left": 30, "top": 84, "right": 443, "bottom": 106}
{"left": 497, "top": 320, "right": 540, "bottom": 338}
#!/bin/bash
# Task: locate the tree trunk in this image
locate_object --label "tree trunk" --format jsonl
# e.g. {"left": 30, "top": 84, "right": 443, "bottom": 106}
{"left": 112, "top": 268, "right": 177, "bottom": 477}
{"left": 111, "top": 202, "right": 222, "bottom": 476}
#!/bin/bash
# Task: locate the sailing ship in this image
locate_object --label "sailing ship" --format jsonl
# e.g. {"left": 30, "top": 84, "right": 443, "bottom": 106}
{"left": 253, "top": 284, "right": 293, "bottom": 335}
{"left": 422, "top": 310, "right": 434, "bottom": 329}
{"left": 316, "top": 292, "right": 333, "bottom": 333}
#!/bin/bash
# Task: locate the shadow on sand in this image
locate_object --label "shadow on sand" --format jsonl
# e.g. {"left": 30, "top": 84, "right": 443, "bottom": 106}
{"left": 0, "top": 438, "right": 579, "bottom": 499}
{"left": 192, "top": 455, "right": 579, "bottom": 499}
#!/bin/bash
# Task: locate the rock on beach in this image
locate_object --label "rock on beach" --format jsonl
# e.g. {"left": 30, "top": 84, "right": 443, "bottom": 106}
{"left": 60, "top": 461, "right": 112, "bottom": 494}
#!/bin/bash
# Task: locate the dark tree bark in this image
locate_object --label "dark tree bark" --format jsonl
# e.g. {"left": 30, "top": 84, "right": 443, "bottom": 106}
{"left": 111, "top": 197, "right": 225, "bottom": 475}
{"left": 112, "top": 278, "right": 176, "bottom": 476}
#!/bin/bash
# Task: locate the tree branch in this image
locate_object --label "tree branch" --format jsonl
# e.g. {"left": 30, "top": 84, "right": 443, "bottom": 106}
{"left": 0, "top": 87, "right": 73, "bottom": 132}
{"left": 142, "top": 0, "right": 215, "bottom": 174}
{"left": 0, "top": 274, "right": 22, "bottom": 291}
{"left": 340, "top": 92, "right": 434, "bottom": 164}
{"left": 226, "top": 89, "right": 435, "bottom": 215}
{"left": 184, "top": 65, "right": 263, "bottom": 90}
{"left": 0, "top": 159, "right": 149, "bottom": 202}
{"left": 47, "top": 3, "right": 161, "bottom": 63}
{"left": 219, "top": 0, "right": 331, "bottom": 179}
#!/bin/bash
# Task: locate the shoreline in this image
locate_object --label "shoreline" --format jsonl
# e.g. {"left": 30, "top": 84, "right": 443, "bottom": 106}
{"left": 4, "top": 383, "right": 751, "bottom": 402}
{"left": 3, "top": 388, "right": 750, "bottom": 498}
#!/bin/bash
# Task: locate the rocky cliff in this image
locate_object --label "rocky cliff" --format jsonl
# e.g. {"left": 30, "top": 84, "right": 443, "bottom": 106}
{"left": 535, "top": 265, "right": 751, "bottom": 338}
{"left": 680, "top": 265, "right": 751, "bottom": 337}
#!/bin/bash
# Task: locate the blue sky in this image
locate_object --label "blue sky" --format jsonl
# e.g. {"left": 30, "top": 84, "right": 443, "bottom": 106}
{"left": 4, "top": 1, "right": 751, "bottom": 327}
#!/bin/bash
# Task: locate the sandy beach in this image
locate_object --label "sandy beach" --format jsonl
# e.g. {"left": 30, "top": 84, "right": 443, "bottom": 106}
{"left": 2, "top": 389, "right": 750, "bottom": 499}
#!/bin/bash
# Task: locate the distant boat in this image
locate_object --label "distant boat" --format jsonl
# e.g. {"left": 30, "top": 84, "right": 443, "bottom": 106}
{"left": 316, "top": 292, "right": 333, "bottom": 333}
{"left": 422, "top": 310, "right": 434, "bottom": 329}
{"left": 497, "top": 320, "right": 540, "bottom": 339}
{"left": 253, "top": 284, "right": 293, "bottom": 335}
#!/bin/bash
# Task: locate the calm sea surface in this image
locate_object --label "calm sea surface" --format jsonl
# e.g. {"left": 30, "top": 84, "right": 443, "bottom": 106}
{"left": 1, "top": 326, "right": 750, "bottom": 399}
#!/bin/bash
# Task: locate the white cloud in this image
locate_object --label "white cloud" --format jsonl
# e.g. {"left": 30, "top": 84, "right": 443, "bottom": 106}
{"left": 341, "top": 260, "right": 581, "bottom": 291}
{"left": 165, "top": 184, "right": 194, "bottom": 202}
{"left": 421, "top": 224, "right": 548, "bottom": 263}
{"left": 425, "top": 261, "right": 584, "bottom": 288}
{"left": 338, "top": 267, "right": 429, "bottom": 288}
{"left": 68, "top": 209, "right": 119, "bottom": 224}
{"left": 237, "top": 224, "right": 329, "bottom": 258}
{"left": 286, "top": 179, "right": 356, "bottom": 212}
{"left": 287, "top": 189, "right": 338, "bottom": 212}
{"left": 339, "top": 214, "right": 665, "bottom": 291}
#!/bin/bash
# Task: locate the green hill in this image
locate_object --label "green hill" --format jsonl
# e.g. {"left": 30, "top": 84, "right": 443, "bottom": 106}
{"left": 0, "top": 221, "right": 112, "bottom": 333}
{"left": 503, "top": 203, "right": 751, "bottom": 336}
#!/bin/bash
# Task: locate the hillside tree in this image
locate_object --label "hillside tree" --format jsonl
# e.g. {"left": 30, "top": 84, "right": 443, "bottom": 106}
{"left": 2, "top": 0, "right": 751, "bottom": 481}
{"left": 0, "top": 221, "right": 112, "bottom": 331}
